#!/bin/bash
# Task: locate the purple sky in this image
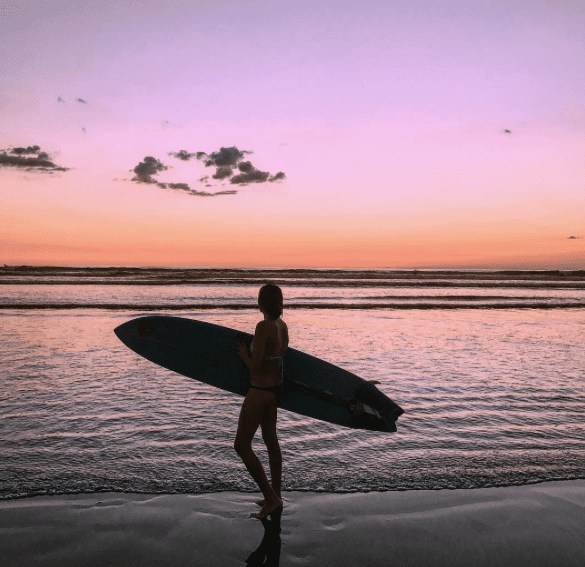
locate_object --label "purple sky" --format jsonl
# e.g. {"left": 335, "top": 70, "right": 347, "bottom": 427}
{"left": 1, "top": 0, "right": 584, "bottom": 267}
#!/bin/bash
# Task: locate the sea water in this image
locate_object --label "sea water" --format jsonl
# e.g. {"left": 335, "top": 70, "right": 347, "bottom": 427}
{"left": 1, "top": 267, "right": 584, "bottom": 499}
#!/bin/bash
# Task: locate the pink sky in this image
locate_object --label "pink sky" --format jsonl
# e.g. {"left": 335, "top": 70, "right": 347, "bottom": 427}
{"left": 1, "top": 0, "right": 584, "bottom": 268}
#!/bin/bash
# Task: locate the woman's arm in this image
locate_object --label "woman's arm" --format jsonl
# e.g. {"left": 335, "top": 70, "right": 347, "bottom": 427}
{"left": 237, "top": 322, "right": 267, "bottom": 372}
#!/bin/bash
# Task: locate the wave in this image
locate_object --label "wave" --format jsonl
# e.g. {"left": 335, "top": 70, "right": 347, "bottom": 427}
{"left": 3, "top": 473, "right": 585, "bottom": 500}
{"left": 1, "top": 302, "right": 584, "bottom": 310}
{"left": 2, "top": 266, "right": 585, "bottom": 283}
{"left": 2, "top": 280, "right": 585, "bottom": 290}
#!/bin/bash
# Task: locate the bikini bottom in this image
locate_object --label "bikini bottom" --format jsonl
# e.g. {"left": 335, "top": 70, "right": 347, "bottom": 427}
{"left": 248, "top": 384, "right": 283, "bottom": 398}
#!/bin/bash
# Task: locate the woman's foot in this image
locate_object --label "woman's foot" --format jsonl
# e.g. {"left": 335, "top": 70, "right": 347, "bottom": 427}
{"left": 253, "top": 497, "right": 283, "bottom": 520}
{"left": 255, "top": 496, "right": 283, "bottom": 506}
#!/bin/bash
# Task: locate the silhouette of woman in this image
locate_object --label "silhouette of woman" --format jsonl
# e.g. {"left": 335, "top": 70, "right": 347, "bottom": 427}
{"left": 236, "top": 284, "right": 288, "bottom": 519}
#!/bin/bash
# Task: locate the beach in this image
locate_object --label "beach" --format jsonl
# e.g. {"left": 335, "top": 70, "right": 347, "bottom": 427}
{"left": 1, "top": 480, "right": 584, "bottom": 566}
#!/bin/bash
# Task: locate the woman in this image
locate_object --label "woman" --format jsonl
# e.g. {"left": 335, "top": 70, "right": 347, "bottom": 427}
{"left": 236, "top": 283, "right": 288, "bottom": 520}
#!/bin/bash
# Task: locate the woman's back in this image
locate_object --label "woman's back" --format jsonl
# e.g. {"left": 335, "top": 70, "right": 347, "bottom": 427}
{"left": 250, "top": 318, "right": 289, "bottom": 387}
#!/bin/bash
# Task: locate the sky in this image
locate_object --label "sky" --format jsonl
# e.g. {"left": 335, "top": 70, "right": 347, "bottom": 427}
{"left": 1, "top": 0, "right": 584, "bottom": 268}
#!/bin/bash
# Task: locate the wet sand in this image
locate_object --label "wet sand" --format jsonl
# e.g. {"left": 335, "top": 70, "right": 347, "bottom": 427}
{"left": 1, "top": 480, "right": 584, "bottom": 566}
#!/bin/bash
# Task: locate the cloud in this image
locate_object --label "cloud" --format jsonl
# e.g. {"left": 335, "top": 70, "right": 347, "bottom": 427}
{"left": 213, "top": 166, "right": 233, "bottom": 180}
{"left": 193, "top": 145, "right": 286, "bottom": 185}
{"left": 10, "top": 146, "right": 42, "bottom": 155}
{"left": 237, "top": 161, "right": 254, "bottom": 173}
{"left": 567, "top": 236, "right": 581, "bottom": 239}
{"left": 157, "top": 180, "right": 238, "bottom": 197}
{"left": 229, "top": 166, "right": 286, "bottom": 185}
{"left": 129, "top": 145, "right": 285, "bottom": 196}
{"left": 168, "top": 150, "right": 196, "bottom": 161}
{"left": 76, "top": 98, "right": 87, "bottom": 103}
{"left": 199, "top": 146, "right": 253, "bottom": 168}
{"left": 0, "top": 145, "right": 70, "bottom": 172}
{"left": 230, "top": 169, "right": 270, "bottom": 184}
{"left": 269, "top": 171, "right": 286, "bottom": 182}
{"left": 131, "top": 156, "right": 169, "bottom": 183}
{"left": 129, "top": 156, "right": 238, "bottom": 197}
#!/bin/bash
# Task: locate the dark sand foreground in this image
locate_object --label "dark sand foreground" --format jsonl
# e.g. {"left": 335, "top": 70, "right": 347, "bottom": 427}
{"left": 1, "top": 480, "right": 584, "bottom": 566}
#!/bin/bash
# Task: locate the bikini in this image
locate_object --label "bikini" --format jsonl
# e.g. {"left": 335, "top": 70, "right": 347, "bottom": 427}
{"left": 248, "top": 338, "right": 286, "bottom": 397}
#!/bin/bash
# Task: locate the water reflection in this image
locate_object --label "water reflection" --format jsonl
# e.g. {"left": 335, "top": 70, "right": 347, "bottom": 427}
{"left": 245, "top": 513, "right": 282, "bottom": 566}
{"left": 1, "top": 308, "right": 584, "bottom": 496}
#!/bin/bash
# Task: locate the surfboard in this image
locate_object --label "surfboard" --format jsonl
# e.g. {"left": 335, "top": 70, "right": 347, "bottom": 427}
{"left": 114, "top": 315, "right": 404, "bottom": 432}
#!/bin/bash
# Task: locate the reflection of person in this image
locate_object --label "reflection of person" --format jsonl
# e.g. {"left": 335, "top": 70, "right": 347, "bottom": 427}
{"left": 236, "top": 284, "right": 288, "bottom": 519}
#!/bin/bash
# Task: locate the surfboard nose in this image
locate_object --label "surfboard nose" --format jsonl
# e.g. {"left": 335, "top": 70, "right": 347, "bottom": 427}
{"left": 115, "top": 317, "right": 156, "bottom": 342}
{"left": 114, "top": 320, "right": 132, "bottom": 344}
{"left": 114, "top": 317, "right": 154, "bottom": 346}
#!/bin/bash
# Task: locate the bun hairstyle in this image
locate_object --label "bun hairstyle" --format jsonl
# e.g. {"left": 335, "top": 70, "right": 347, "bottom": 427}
{"left": 258, "top": 283, "right": 284, "bottom": 320}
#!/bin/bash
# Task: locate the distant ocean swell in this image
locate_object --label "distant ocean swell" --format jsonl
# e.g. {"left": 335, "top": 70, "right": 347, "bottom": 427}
{"left": 1, "top": 302, "right": 584, "bottom": 310}
{"left": 1, "top": 266, "right": 584, "bottom": 284}
{"left": 2, "top": 280, "right": 585, "bottom": 288}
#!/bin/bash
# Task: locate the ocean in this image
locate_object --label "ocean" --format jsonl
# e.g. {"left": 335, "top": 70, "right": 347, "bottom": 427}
{"left": 1, "top": 266, "right": 584, "bottom": 499}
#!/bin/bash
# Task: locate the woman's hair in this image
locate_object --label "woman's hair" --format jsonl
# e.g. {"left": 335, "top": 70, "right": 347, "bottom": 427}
{"left": 258, "top": 283, "right": 284, "bottom": 320}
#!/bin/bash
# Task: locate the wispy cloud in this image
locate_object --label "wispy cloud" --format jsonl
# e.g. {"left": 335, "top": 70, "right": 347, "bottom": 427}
{"left": 167, "top": 150, "right": 196, "bottom": 161}
{"left": 0, "top": 145, "right": 70, "bottom": 172}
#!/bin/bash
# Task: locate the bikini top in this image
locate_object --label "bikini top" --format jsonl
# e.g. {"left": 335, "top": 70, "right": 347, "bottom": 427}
{"left": 250, "top": 338, "right": 286, "bottom": 361}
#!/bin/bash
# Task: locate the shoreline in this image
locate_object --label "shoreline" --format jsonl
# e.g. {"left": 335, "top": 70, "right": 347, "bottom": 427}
{"left": 1, "top": 480, "right": 584, "bottom": 566}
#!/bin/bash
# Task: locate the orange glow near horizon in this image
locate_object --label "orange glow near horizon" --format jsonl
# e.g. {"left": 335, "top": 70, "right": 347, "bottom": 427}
{"left": 1, "top": 1, "right": 584, "bottom": 269}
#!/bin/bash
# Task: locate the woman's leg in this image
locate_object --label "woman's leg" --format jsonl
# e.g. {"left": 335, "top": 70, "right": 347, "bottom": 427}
{"left": 234, "top": 390, "right": 281, "bottom": 517}
{"left": 261, "top": 398, "right": 282, "bottom": 500}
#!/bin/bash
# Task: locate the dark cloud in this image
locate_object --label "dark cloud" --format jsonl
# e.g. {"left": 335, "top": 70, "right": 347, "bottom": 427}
{"left": 504, "top": 129, "right": 512, "bottom": 134}
{"left": 213, "top": 166, "right": 233, "bottom": 180}
{"left": 10, "top": 146, "right": 42, "bottom": 155}
{"left": 237, "top": 161, "right": 254, "bottom": 173}
{"left": 229, "top": 169, "right": 286, "bottom": 185}
{"left": 76, "top": 98, "right": 87, "bottom": 103}
{"left": 230, "top": 169, "right": 270, "bottom": 184}
{"left": 57, "top": 97, "right": 65, "bottom": 103}
{"left": 167, "top": 182, "right": 191, "bottom": 191}
{"left": 200, "top": 146, "right": 253, "bottom": 168}
{"left": 269, "top": 171, "right": 286, "bottom": 182}
{"left": 568, "top": 236, "right": 581, "bottom": 239}
{"left": 192, "top": 145, "right": 286, "bottom": 185}
{"left": 129, "top": 156, "right": 238, "bottom": 197}
{"left": 168, "top": 150, "right": 196, "bottom": 161}
{"left": 128, "top": 144, "right": 284, "bottom": 195}
{"left": 0, "top": 145, "right": 70, "bottom": 172}
{"left": 131, "top": 156, "right": 169, "bottom": 183}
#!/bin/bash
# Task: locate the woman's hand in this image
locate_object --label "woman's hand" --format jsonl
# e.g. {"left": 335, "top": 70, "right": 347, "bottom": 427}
{"left": 237, "top": 342, "right": 249, "bottom": 361}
